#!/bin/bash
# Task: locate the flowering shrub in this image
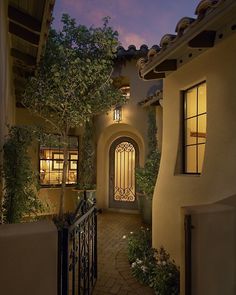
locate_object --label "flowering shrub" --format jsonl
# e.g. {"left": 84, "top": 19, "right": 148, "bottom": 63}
{"left": 131, "top": 256, "right": 156, "bottom": 285}
{"left": 150, "top": 247, "right": 179, "bottom": 295}
{"left": 127, "top": 229, "right": 179, "bottom": 295}
{"left": 127, "top": 227, "right": 153, "bottom": 263}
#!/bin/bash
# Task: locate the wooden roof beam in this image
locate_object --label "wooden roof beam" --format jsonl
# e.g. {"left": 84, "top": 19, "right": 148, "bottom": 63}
{"left": 9, "top": 21, "right": 40, "bottom": 46}
{"left": 155, "top": 59, "right": 177, "bottom": 72}
{"left": 11, "top": 48, "right": 36, "bottom": 66}
{"left": 188, "top": 30, "right": 216, "bottom": 48}
{"left": 8, "top": 5, "right": 41, "bottom": 32}
{"left": 143, "top": 71, "right": 165, "bottom": 81}
{"left": 13, "top": 65, "right": 34, "bottom": 79}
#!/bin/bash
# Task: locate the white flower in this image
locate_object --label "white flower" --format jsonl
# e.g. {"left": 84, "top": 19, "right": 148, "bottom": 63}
{"left": 122, "top": 235, "right": 126, "bottom": 239}
{"left": 131, "top": 262, "right": 136, "bottom": 268}
{"left": 136, "top": 259, "right": 142, "bottom": 264}
{"left": 141, "top": 266, "right": 148, "bottom": 272}
{"left": 130, "top": 231, "right": 133, "bottom": 234}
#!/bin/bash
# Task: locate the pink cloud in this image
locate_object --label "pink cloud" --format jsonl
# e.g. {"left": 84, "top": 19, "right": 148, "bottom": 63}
{"left": 121, "top": 32, "right": 146, "bottom": 49}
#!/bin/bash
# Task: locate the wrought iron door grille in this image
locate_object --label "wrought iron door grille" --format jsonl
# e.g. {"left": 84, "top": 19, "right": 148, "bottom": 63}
{"left": 114, "top": 141, "right": 135, "bottom": 202}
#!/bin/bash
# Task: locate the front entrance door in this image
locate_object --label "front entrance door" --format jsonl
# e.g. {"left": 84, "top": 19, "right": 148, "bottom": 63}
{"left": 109, "top": 137, "right": 138, "bottom": 210}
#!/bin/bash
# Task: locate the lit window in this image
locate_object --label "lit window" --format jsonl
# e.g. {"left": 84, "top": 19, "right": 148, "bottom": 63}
{"left": 113, "top": 105, "right": 122, "bottom": 122}
{"left": 184, "top": 82, "right": 206, "bottom": 174}
{"left": 39, "top": 135, "right": 79, "bottom": 186}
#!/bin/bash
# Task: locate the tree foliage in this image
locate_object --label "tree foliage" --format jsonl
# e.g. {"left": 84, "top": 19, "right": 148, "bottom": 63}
{"left": 23, "top": 15, "right": 124, "bottom": 133}
{"left": 23, "top": 14, "right": 124, "bottom": 216}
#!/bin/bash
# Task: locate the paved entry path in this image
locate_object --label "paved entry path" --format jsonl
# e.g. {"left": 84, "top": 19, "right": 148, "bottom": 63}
{"left": 93, "top": 211, "right": 154, "bottom": 295}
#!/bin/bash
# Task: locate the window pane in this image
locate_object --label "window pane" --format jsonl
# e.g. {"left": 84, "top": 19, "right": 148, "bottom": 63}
{"left": 186, "top": 118, "right": 197, "bottom": 145}
{"left": 39, "top": 135, "right": 79, "bottom": 186}
{"left": 185, "top": 145, "right": 197, "bottom": 173}
{"left": 198, "top": 83, "right": 206, "bottom": 114}
{"left": 186, "top": 88, "right": 197, "bottom": 118}
{"left": 198, "top": 144, "right": 205, "bottom": 173}
{"left": 198, "top": 114, "right": 207, "bottom": 144}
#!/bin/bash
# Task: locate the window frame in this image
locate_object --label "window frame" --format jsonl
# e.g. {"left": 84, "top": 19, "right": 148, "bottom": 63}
{"left": 183, "top": 81, "right": 207, "bottom": 174}
{"left": 39, "top": 135, "right": 79, "bottom": 187}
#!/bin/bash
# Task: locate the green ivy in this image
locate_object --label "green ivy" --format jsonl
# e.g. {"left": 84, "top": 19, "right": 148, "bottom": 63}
{"left": 136, "top": 107, "right": 161, "bottom": 199}
{"left": 2, "top": 126, "right": 45, "bottom": 223}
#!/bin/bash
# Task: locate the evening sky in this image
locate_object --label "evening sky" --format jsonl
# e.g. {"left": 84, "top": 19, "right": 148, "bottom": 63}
{"left": 53, "top": 0, "right": 200, "bottom": 49}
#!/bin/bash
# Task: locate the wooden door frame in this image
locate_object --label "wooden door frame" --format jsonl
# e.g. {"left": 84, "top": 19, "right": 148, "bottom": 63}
{"left": 184, "top": 214, "right": 192, "bottom": 295}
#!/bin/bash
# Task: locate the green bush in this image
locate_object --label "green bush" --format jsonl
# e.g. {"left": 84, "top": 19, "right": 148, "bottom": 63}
{"left": 135, "top": 108, "right": 161, "bottom": 199}
{"left": 2, "top": 126, "right": 45, "bottom": 223}
{"left": 136, "top": 150, "right": 161, "bottom": 198}
{"left": 128, "top": 227, "right": 153, "bottom": 263}
{"left": 127, "top": 229, "right": 180, "bottom": 295}
{"left": 150, "top": 247, "right": 180, "bottom": 295}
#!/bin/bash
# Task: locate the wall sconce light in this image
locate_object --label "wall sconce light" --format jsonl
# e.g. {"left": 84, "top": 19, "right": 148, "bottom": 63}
{"left": 113, "top": 106, "right": 122, "bottom": 122}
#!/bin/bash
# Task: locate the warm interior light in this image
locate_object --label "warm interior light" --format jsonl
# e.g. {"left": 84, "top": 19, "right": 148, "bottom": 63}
{"left": 120, "top": 86, "right": 130, "bottom": 99}
{"left": 113, "top": 106, "right": 122, "bottom": 122}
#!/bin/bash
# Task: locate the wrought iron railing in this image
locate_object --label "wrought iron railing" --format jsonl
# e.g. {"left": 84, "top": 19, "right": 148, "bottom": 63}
{"left": 58, "top": 192, "right": 97, "bottom": 295}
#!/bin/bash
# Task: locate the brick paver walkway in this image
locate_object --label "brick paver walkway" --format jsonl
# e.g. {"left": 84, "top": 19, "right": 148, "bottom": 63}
{"left": 93, "top": 211, "right": 154, "bottom": 295}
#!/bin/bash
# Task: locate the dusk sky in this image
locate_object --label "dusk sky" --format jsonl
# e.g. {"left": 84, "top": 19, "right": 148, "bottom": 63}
{"left": 53, "top": 0, "right": 200, "bottom": 49}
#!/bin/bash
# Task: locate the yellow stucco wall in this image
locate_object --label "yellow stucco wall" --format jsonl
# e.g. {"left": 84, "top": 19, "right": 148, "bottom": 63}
{"left": 96, "top": 59, "right": 158, "bottom": 209}
{"left": 0, "top": 0, "right": 16, "bottom": 213}
{"left": 152, "top": 33, "right": 236, "bottom": 293}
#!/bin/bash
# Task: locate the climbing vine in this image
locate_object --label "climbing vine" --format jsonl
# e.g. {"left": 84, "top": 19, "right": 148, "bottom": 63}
{"left": 136, "top": 107, "right": 161, "bottom": 199}
{"left": 2, "top": 126, "right": 44, "bottom": 223}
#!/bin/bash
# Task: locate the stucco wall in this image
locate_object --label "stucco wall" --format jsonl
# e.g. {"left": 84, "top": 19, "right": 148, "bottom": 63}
{"left": 191, "top": 209, "right": 236, "bottom": 295}
{"left": 95, "top": 59, "right": 158, "bottom": 209}
{"left": 0, "top": 220, "right": 58, "bottom": 295}
{"left": 0, "top": 0, "right": 15, "bottom": 213}
{"left": 152, "top": 33, "right": 236, "bottom": 291}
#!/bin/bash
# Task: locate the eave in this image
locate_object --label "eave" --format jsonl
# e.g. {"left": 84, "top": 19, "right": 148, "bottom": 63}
{"left": 140, "top": 0, "right": 236, "bottom": 80}
{"left": 8, "top": 0, "right": 55, "bottom": 105}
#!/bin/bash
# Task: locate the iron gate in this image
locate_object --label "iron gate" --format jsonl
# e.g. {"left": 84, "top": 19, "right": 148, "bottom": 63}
{"left": 58, "top": 193, "right": 97, "bottom": 295}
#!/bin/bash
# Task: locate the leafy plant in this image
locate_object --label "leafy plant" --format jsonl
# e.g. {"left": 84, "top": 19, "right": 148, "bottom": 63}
{"left": 136, "top": 108, "right": 161, "bottom": 199}
{"left": 128, "top": 228, "right": 156, "bottom": 285}
{"left": 128, "top": 227, "right": 152, "bottom": 263}
{"left": 127, "top": 229, "right": 180, "bottom": 295}
{"left": 150, "top": 247, "right": 180, "bottom": 295}
{"left": 2, "top": 126, "right": 45, "bottom": 223}
{"left": 23, "top": 14, "right": 125, "bottom": 217}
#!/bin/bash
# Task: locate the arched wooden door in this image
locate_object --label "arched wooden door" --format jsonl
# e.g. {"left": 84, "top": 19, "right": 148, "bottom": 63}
{"left": 109, "top": 137, "right": 139, "bottom": 210}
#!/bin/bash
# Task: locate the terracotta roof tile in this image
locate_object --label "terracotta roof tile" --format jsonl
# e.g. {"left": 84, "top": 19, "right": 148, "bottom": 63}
{"left": 175, "top": 17, "right": 196, "bottom": 36}
{"left": 116, "top": 44, "right": 158, "bottom": 61}
{"left": 159, "top": 34, "right": 177, "bottom": 48}
{"left": 138, "top": 0, "right": 235, "bottom": 79}
{"left": 195, "top": 0, "right": 222, "bottom": 19}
